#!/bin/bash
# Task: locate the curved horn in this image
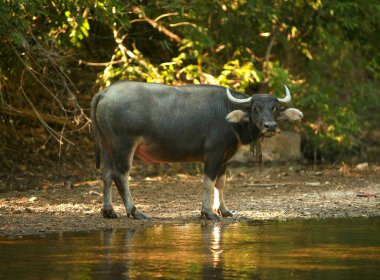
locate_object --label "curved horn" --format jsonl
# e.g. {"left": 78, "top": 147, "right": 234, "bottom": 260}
{"left": 278, "top": 85, "right": 292, "bottom": 103}
{"left": 226, "top": 88, "right": 252, "bottom": 104}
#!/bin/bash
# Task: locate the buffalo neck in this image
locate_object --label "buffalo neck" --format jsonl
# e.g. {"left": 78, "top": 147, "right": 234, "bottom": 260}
{"left": 235, "top": 122, "right": 261, "bottom": 145}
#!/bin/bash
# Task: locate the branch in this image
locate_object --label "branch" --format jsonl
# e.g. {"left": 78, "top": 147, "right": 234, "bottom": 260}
{"left": 170, "top": 22, "right": 197, "bottom": 28}
{"left": 265, "top": 34, "right": 276, "bottom": 69}
{"left": 130, "top": 10, "right": 183, "bottom": 43}
{"left": 154, "top": 12, "right": 178, "bottom": 22}
{"left": 78, "top": 59, "right": 125, "bottom": 67}
{"left": 262, "top": 34, "right": 276, "bottom": 83}
{"left": 0, "top": 105, "right": 76, "bottom": 129}
{"left": 145, "top": 17, "right": 182, "bottom": 43}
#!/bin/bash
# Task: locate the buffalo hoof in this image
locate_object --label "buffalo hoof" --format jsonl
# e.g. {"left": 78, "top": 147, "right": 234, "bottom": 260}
{"left": 218, "top": 209, "right": 236, "bottom": 217}
{"left": 102, "top": 207, "right": 118, "bottom": 219}
{"left": 201, "top": 210, "right": 221, "bottom": 221}
{"left": 127, "top": 207, "right": 149, "bottom": 220}
{"left": 133, "top": 211, "right": 149, "bottom": 220}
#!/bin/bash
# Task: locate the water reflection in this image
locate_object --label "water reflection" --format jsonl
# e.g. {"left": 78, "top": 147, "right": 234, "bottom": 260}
{"left": 96, "top": 224, "right": 227, "bottom": 279}
{"left": 98, "top": 229, "right": 132, "bottom": 279}
{"left": 210, "top": 225, "right": 223, "bottom": 267}
{"left": 1, "top": 218, "right": 380, "bottom": 279}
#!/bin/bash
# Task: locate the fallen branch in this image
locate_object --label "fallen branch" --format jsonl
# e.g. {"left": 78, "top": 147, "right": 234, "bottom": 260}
{"left": 0, "top": 105, "right": 76, "bottom": 129}
{"left": 246, "top": 182, "right": 298, "bottom": 187}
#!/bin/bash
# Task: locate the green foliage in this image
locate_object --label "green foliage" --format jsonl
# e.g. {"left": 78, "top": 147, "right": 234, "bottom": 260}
{"left": 1, "top": 0, "right": 380, "bottom": 161}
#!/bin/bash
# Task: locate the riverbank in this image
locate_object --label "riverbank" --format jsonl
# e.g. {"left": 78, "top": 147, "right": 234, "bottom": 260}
{"left": 1, "top": 164, "right": 379, "bottom": 237}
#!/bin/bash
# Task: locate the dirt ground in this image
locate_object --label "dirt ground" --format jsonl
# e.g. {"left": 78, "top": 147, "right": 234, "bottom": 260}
{"left": 1, "top": 163, "right": 380, "bottom": 237}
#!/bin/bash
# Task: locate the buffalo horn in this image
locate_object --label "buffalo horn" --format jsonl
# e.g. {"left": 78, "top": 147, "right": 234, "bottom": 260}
{"left": 226, "top": 88, "right": 252, "bottom": 104}
{"left": 277, "top": 85, "right": 291, "bottom": 103}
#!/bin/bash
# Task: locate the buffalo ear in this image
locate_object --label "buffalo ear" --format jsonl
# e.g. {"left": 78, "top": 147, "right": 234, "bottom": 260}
{"left": 226, "top": 110, "right": 249, "bottom": 123}
{"left": 279, "top": 108, "right": 304, "bottom": 121}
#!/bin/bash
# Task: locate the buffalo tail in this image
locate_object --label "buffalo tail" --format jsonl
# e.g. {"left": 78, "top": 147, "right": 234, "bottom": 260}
{"left": 91, "top": 92, "right": 102, "bottom": 169}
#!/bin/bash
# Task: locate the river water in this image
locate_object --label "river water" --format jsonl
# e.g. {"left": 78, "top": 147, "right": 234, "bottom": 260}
{"left": 1, "top": 217, "right": 380, "bottom": 279}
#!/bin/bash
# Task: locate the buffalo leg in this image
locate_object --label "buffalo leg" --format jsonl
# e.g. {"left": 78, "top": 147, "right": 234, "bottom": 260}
{"left": 202, "top": 156, "right": 224, "bottom": 220}
{"left": 201, "top": 175, "right": 220, "bottom": 220}
{"left": 213, "top": 166, "right": 235, "bottom": 217}
{"left": 101, "top": 150, "right": 118, "bottom": 218}
{"left": 112, "top": 146, "right": 148, "bottom": 220}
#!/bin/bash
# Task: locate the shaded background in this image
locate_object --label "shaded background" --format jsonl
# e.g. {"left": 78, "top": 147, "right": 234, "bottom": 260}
{"left": 1, "top": 0, "right": 379, "bottom": 191}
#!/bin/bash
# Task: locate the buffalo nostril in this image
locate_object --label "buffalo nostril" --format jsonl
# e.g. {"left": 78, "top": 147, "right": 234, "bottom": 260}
{"left": 264, "top": 122, "right": 277, "bottom": 130}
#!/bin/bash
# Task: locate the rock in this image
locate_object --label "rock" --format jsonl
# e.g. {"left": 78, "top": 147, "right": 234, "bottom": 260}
{"left": 261, "top": 131, "right": 301, "bottom": 161}
{"left": 354, "top": 162, "right": 369, "bottom": 171}
{"left": 144, "top": 176, "right": 162, "bottom": 181}
{"left": 176, "top": 174, "right": 189, "bottom": 179}
{"left": 230, "top": 131, "right": 301, "bottom": 163}
{"left": 29, "top": 196, "right": 38, "bottom": 202}
{"left": 89, "top": 190, "right": 102, "bottom": 196}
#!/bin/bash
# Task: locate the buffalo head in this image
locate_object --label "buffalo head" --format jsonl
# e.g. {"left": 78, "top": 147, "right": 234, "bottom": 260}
{"left": 225, "top": 86, "right": 303, "bottom": 137}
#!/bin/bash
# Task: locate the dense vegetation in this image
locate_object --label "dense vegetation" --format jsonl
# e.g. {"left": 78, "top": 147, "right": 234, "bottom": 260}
{"left": 1, "top": 0, "right": 380, "bottom": 162}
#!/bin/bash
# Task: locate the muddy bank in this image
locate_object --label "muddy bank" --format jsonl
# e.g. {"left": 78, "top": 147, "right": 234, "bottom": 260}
{"left": 1, "top": 165, "right": 380, "bottom": 237}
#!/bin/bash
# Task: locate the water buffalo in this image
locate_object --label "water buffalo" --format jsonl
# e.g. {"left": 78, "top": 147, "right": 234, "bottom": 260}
{"left": 91, "top": 81, "right": 303, "bottom": 220}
